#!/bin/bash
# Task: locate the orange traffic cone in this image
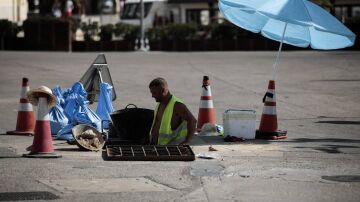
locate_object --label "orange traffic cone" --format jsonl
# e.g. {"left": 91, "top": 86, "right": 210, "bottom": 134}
{"left": 23, "top": 86, "right": 61, "bottom": 158}
{"left": 197, "top": 76, "right": 216, "bottom": 130}
{"left": 7, "top": 78, "right": 35, "bottom": 136}
{"left": 256, "top": 80, "right": 287, "bottom": 140}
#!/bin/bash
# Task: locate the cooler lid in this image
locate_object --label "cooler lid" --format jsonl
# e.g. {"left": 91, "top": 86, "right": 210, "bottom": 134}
{"left": 223, "top": 109, "right": 256, "bottom": 119}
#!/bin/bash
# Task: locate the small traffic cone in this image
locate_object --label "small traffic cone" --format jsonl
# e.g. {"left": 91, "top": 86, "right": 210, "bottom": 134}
{"left": 256, "top": 80, "right": 287, "bottom": 140}
{"left": 23, "top": 86, "right": 61, "bottom": 158}
{"left": 197, "top": 76, "right": 216, "bottom": 131}
{"left": 6, "top": 78, "right": 35, "bottom": 136}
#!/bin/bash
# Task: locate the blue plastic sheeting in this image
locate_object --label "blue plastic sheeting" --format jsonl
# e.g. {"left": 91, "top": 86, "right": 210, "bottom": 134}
{"left": 63, "top": 82, "right": 88, "bottom": 122}
{"left": 49, "top": 86, "right": 69, "bottom": 136}
{"left": 49, "top": 105, "right": 69, "bottom": 136}
{"left": 56, "top": 124, "right": 75, "bottom": 141}
{"left": 96, "top": 83, "right": 114, "bottom": 129}
{"left": 52, "top": 85, "right": 66, "bottom": 107}
{"left": 56, "top": 82, "right": 102, "bottom": 141}
{"left": 74, "top": 95, "right": 102, "bottom": 130}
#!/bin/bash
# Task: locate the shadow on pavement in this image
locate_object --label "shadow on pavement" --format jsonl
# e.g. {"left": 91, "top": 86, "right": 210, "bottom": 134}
{"left": 55, "top": 148, "right": 83, "bottom": 152}
{"left": 191, "top": 135, "right": 271, "bottom": 146}
{"left": 277, "top": 138, "right": 360, "bottom": 154}
{"left": 322, "top": 175, "right": 360, "bottom": 182}
{"left": 315, "top": 120, "right": 360, "bottom": 125}
{"left": 295, "top": 145, "right": 360, "bottom": 154}
{"left": 277, "top": 138, "right": 360, "bottom": 143}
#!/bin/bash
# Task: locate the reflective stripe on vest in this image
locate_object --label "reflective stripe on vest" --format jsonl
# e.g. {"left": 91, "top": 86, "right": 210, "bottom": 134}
{"left": 151, "top": 95, "right": 188, "bottom": 145}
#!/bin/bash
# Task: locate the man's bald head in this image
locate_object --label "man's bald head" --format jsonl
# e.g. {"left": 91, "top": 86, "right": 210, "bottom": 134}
{"left": 149, "top": 78, "right": 170, "bottom": 103}
{"left": 149, "top": 77, "right": 168, "bottom": 89}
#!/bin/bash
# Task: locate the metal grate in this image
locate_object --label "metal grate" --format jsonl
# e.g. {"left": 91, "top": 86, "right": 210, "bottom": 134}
{"left": 0, "top": 191, "right": 59, "bottom": 201}
{"left": 104, "top": 145, "right": 195, "bottom": 161}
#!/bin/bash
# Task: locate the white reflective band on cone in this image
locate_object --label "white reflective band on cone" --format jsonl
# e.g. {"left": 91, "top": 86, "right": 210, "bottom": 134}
{"left": 18, "top": 103, "right": 33, "bottom": 111}
{"left": 267, "top": 89, "right": 275, "bottom": 94}
{"left": 201, "top": 87, "right": 212, "bottom": 96}
{"left": 37, "top": 97, "right": 50, "bottom": 121}
{"left": 262, "top": 106, "right": 277, "bottom": 115}
{"left": 21, "top": 86, "right": 30, "bottom": 98}
{"left": 199, "top": 100, "right": 214, "bottom": 108}
{"left": 265, "top": 96, "right": 276, "bottom": 102}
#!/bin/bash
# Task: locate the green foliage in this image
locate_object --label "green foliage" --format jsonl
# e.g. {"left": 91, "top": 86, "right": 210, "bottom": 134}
{"left": 81, "top": 21, "right": 99, "bottom": 41}
{"left": 0, "top": 19, "right": 20, "bottom": 37}
{"left": 0, "top": 20, "right": 13, "bottom": 34}
{"left": 113, "top": 23, "right": 139, "bottom": 41}
{"left": 24, "top": 16, "right": 76, "bottom": 33}
{"left": 100, "top": 24, "right": 114, "bottom": 41}
{"left": 146, "top": 27, "right": 166, "bottom": 41}
{"left": 147, "top": 22, "right": 251, "bottom": 41}
{"left": 113, "top": 23, "right": 129, "bottom": 37}
{"left": 210, "top": 23, "right": 240, "bottom": 40}
{"left": 125, "top": 25, "right": 140, "bottom": 41}
{"left": 162, "top": 23, "right": 197, "bottom": 40}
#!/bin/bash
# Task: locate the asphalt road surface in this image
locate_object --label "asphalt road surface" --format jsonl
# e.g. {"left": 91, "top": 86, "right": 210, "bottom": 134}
{"left": 0, "top": 51, "right": 359, "bottom": 202}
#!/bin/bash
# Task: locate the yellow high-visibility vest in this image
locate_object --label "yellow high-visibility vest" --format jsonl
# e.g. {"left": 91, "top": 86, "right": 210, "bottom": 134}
{"left": 151, "top": 95, "right": 187, "bottom": 145}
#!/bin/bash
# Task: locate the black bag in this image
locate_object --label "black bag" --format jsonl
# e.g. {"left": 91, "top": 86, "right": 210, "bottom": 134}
{"left": 109, "top": 104, "right": 154, "bottom": 144}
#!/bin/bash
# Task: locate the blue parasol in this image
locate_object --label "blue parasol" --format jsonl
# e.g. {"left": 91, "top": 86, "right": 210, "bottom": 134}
{"left": 219, "top": 0, "right": 356, "bottom": 80}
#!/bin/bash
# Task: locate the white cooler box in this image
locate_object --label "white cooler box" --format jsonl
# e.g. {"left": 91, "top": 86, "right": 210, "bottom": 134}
{"left": 223, "top": 109, "right": 256, "bottom": 139}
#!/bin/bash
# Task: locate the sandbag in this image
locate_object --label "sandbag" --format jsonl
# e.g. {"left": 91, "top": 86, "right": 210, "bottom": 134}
{"left": 50, "top": 86, "right": 69, "bottom": 136}
{"left": 57, "top": 123, "right": 75, "bottom": 140}
{"left": 63, "top": 82, "right": 87, "bottom": 122}
{"left": 75, "top": 96, "right": 102, "bottom": 131}
{"left": 49, "top": 105, "right": 69, "bottom": 136}
{"left": 56, "top": 82, "right": 101, "bottom": 141}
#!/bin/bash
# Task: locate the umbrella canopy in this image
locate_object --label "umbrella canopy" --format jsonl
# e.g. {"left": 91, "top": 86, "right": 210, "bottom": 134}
{"left": 219, "top": 0, "right": 356, "bottom": 49}
{"left": 219, "top": 0, "right": 356, "bottom": 80}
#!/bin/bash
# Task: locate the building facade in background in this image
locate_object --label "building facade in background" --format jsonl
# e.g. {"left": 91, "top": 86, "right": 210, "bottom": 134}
{"left": 1, "top": 0, "right": 359, "bottom": 26}
{"left": 0, "top": 0, "right": 28, "bottom": 23}
{"left": 333, "top": 0, "right": 360, "bottom": 22}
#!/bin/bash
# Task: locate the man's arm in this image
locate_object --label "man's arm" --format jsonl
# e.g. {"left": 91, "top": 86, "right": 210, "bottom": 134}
{"left": 174, "top": 103, "right": 197, "bottom": 144}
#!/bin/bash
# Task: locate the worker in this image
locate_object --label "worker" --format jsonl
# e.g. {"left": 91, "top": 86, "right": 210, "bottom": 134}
{"left": 149, "top": 78, "right": 196, "bottom": 145}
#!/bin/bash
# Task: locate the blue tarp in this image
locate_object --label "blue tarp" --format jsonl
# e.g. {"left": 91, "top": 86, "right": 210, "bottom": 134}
{"left": 96, "top": 82, "right": 114, "bottom": 129}
{"left": 49, "top": 86, "right": 69, "bottom": 136}
{"left": 57, "top": 82, "right": 101, "bottom": 141}
{"left": 55, "top": 82, "right": 113, "bottom": 141}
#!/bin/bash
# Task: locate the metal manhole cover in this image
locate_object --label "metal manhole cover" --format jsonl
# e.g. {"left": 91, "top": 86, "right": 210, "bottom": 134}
{"left": 104, "top": 145, "right": 195, "bottom": 161}
{"left": 0, "top": 191, "right": 59, "bottom": 201}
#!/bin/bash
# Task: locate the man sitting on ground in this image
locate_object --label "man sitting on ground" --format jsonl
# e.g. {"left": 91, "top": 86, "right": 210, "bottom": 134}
{"left": 149, "top": 78, "right": 196, "bottom": 145}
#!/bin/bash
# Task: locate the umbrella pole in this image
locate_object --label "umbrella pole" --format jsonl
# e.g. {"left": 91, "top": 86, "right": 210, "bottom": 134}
{"left": 272, "top": 23, "right": 288, "bottom": 81}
